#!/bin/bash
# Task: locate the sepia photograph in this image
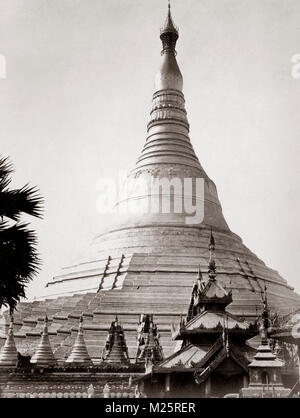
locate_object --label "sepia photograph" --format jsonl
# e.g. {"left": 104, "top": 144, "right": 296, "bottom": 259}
{"left": 0, "top": 0, "right": 300, "bottom": 406}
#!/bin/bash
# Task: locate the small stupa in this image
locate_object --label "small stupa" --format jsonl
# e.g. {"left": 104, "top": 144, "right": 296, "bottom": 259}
{"left": 30, "top": 316, "right": 56, "bottom": 366}
{"left": 65, "top": 314, "right": 92, "bottom": 365}
{"left": 0, "top": 316, "right": 18, "bottom": 368}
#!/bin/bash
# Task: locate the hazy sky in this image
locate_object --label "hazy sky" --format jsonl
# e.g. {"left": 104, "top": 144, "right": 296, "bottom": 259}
{"left": 1, "top": 0, "right": 300, "bottom": 299}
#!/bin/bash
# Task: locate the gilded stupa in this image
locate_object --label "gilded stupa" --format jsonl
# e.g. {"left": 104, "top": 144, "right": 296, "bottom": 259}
{"left": 1, "top": 3, "right": 300, "bottom": 363}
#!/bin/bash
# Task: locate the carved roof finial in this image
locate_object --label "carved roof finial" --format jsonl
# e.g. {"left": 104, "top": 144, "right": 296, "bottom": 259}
{"left": 209, "top": 227, "right": 215, "bottom": 250}
{"left": 260, "top": 284, "right": 270, "bottom": 343}
{"left": 208, "top": 229, "right": 216, "bottom": 279}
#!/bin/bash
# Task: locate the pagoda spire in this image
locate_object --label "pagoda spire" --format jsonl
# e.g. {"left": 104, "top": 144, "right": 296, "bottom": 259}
{"left": 208, "top": 229, "right": 217, "bottom": 280}
{"left": 102, "top": 317, "right": 130, "bottom": 364}
{"left": 136, "top": 314, "right": 163, "bottom": 364}
{"left": 0, "top": 315, "right": 18, "bottom": 368}
{"left": 155, "top": 1, "right": 183, "bottom": 92}
{"left": 118, "top": 2, "right": 229, "bottom": 233}
{"left": 65, "top": 314, "right": 92, "bottom": 365}
{"left": 30, "top": 316, "right": 56, "bottom": 366}
{"left": 260, "top": 284, "right": 270, "bottom": 342}
{"left": 186, "top": 234, "right": 232, "bottom": 321}
{"left": 160, "top": 0, "right": 179, "bottom": 54}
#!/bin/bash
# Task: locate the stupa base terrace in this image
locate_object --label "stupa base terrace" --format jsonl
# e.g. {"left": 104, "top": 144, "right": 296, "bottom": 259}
{"left": 1, "top": 226, "right": 300, "bottom": 362}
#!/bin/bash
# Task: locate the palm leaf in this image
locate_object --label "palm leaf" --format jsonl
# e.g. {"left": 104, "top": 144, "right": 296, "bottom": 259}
{"left": 0, "top": 184, "right": 43, "bottom": 220}
{"left": 0, "top": 222, "right": 41, "bottom": 313}
{"left": 0, "top": 156, "right": 43, "bottom": 313}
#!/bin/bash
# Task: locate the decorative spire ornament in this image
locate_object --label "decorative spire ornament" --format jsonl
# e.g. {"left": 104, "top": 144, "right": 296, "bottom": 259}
{"left": 154, "top": 0, "right": 183, "bottom": 92}
{"left": 208, "top": 229, "right": 217, "bottom": 280}
{"left": 160, "top": 0, "right": 179, "bottom": 54}
{"left": 197, "top": 265, "right": 204, "bottom": 290}
{"left": 185, "top": 233, "right": 233, "bottom": 322}
{"left": 260, "top": 284, "right": 270, "bottom": 342}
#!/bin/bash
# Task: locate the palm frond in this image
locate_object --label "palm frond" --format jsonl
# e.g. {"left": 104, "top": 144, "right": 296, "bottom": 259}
{"left": 0, "top": 155, "right": 43, "bottom": 313}
{"left": 0, "top": 184, "right": 43, "bottom": 220}
{"left": 0, "top": 157, "right": 12, "bottom": 194}
{"left": 0, "top": 157, "right": 13, "bottom": 178}
{"left": 0, "top": 155, "right": 43, "bottom": 221}
{"left": 0, "top": 222, "right": 41, "bottom": 313}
